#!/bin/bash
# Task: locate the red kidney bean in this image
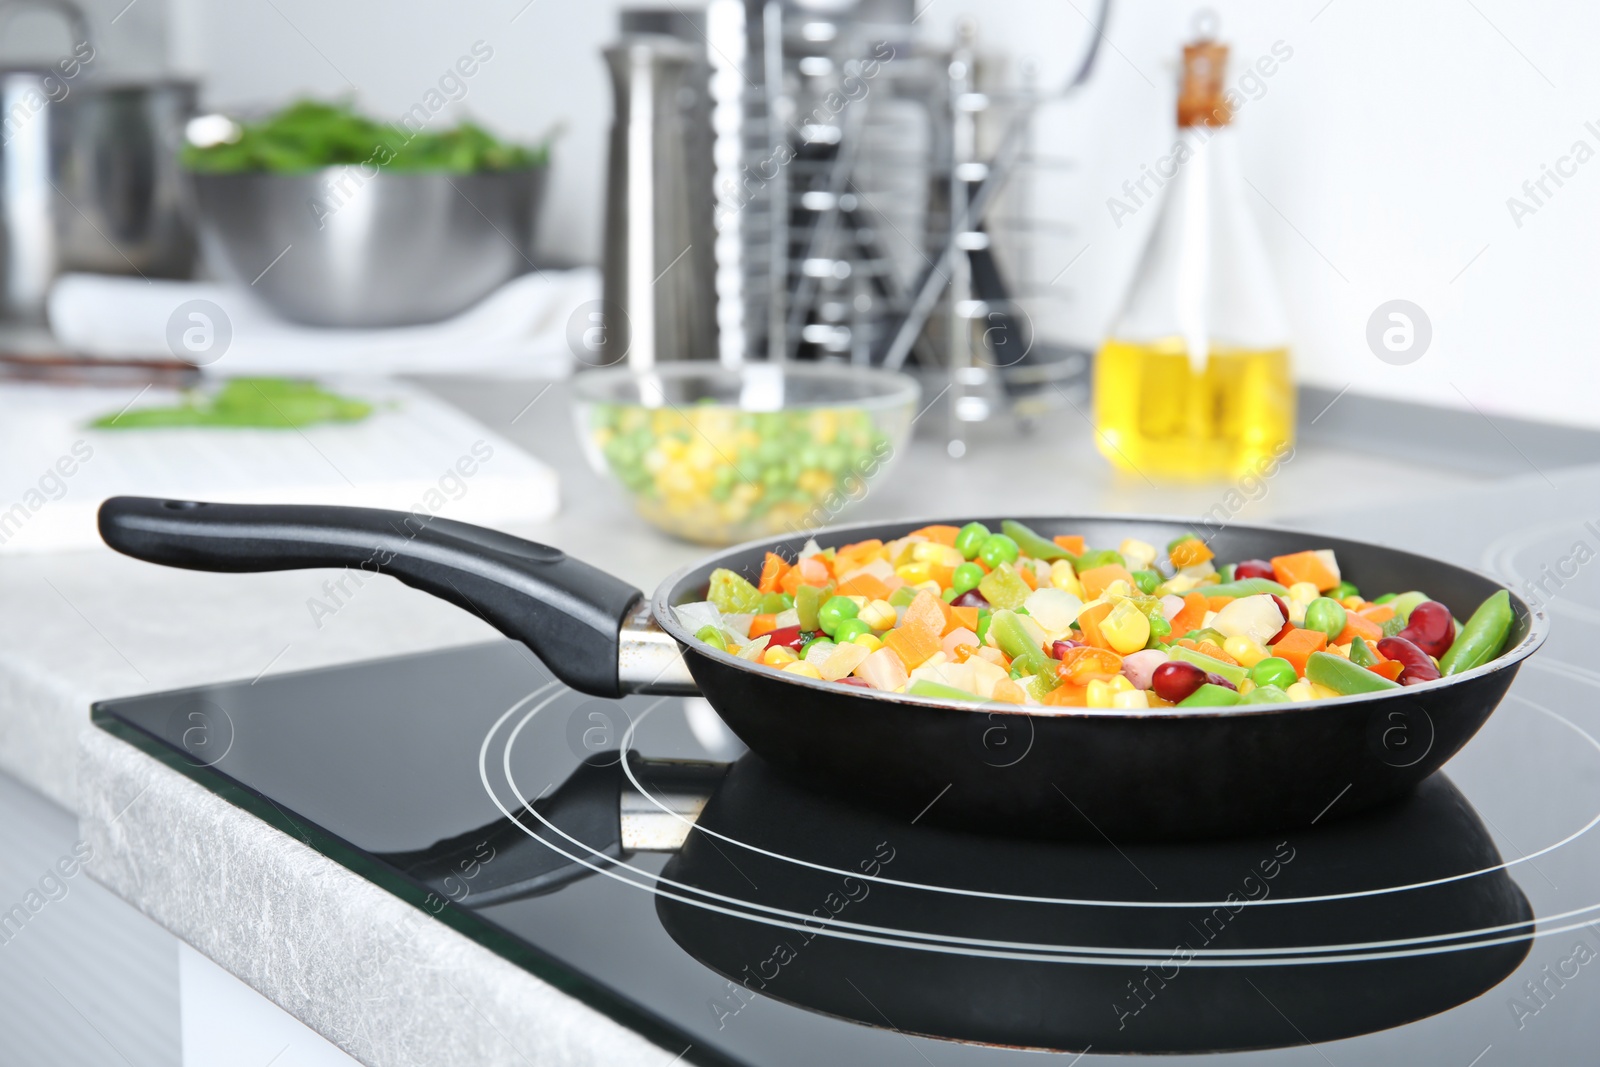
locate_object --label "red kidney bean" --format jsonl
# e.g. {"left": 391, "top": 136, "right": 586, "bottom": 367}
{"left": 765, "top": 625, "right": 808, "bottom": 651}
{"left": 1152, "top": 660, "right": 1208, "bottom": 703}
{"left": 1236, "top": 559, "right": 1276, "bottom": 582}
{"left": 1270, "top": 595, "right": 1291, "bottom": 622}
{"left": 951, "top": 591, "right": 990, "bottom": 609}
{"left": 1051, "top": 639, "right": 1084, "bottom": 660}
{"left": 1377, "top": 636, "right": 1441, "bottom": 686}
{"left": 837, "top": 676, "right": 870, "bottom": 687}
{"left": 1397, "top": 601, "right": 1455, "bottom": 659}
{"left": 1205, "top": 673, "right": 1238, "bottom": 691}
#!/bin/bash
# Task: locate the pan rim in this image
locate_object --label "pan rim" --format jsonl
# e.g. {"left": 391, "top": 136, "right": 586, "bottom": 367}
{"left": 650, "top": 511, "right": 1549, "bottom": 721}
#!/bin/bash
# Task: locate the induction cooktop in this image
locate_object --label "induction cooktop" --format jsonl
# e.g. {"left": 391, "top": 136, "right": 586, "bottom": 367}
{"left": 92, "top": 474, "right": 1600, "bottom": 1065}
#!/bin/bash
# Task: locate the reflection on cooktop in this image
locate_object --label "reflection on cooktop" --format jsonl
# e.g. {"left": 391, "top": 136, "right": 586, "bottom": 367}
{"left": 93, "top": 639, "right": 1600, "bottom": 1066}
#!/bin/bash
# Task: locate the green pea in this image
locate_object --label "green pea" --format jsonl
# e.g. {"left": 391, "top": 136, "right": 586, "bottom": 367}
{"left": 1131, "top": 569, "right": 1162, "bottom": 595}
{"left": 978, "top": 533, "right": 1021, "bottom": 569}
{"left": 1249, "top": 656, "right": 1298, "bottom": 690}
{"left": 976, "top": 609, "right": 993, "bottom": 645}
{"left": 694, "top": 625, "right": 728, "bottom": 652}
{"left": 1147, "top": 615, "right": 1171, "bottom": 644}
{"left": 954, "top": 522, "right": 991, "bottom": 560}
{"left": 1184, "top": 627, "right": 1227, "bottom": 647}
{"left": 832, "top": 618, "right": 873, "bottom": 643}
{"left": 1330, "top": 581, "right": 1360, "bottom": 602}
{"left": 817, "top": 595, "right": 859, "bottom": 636}
{"left": 951, "top": 562, "right": 985, "bottom": 595}
{"left": 1304, "top": 598, "right": 1348, "bottom": 641}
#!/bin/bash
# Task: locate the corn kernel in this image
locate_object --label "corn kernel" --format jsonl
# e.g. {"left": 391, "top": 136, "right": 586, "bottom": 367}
{"left": 1099, "top": 598, "right": 1152, "bottom": 655}
{"left": 1310, "top": 682, "right": 1342, "bottom": 700}
{"left": 1107, "top": 674, "right": 1134, "bottom": 693}
{"left": 1086, "top": 679, "right": 1116, "bottom": 708}
{"left": 852, "top": 633, "right": 884, "bottom": 653}
{"left": 1288, "top": 581, "right": 1320, "bottom": 605}
{"left": 781, "top": 660, "right": 823, "bottom": 679}
{"left": 1223, "top": 636, "right": 1267, "bottom": 668}
{"left": 1341, "top": 595, "right": 1364, "bottom": 610}
{"left": 1112, "top": 688, "right": 1150, "bottom": 710}
{"left": 1330, "top": 643, "right": 1351, "bottom": 658}
{"left": 895, "top": 562, "right": 932, "bottom": 585}
{"left": 762, "top": 646, "right": 798, "bottom": 667}
{"left": 859, "top": 599, "right": 896, "bottom": 629}
{"left": 1285, "top": 679, "right": 1316, "bottom": 702}
{"left": 912, "top": 542, "right": 964, "bottom": 567}
{"left": 1103, "top": 579, "right": 1134, "bottom": 598}
{"left": 1049, "top": 559, "right": 1084, "bottom": 597}
{"left": 844, "top": 595, "right": 868, "bottom": 609}
{"left": 913, "top": 580, "right": 943, "bottom": 595}
{"left": 1238, "top": 678, "right": 1256, "bottom": 695}
{"left": 1119, "top": 538, "right": 1157, "bottom": 571}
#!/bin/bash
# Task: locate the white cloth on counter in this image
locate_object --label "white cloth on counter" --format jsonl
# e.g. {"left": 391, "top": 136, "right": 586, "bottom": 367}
{"left": 46, "top": 268, "right": 597, "bottom": 378}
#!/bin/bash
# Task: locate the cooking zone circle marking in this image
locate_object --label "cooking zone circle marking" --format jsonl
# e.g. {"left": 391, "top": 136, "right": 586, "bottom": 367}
{"left": 472, "top": 670, "right": 1600, "bottom": 965}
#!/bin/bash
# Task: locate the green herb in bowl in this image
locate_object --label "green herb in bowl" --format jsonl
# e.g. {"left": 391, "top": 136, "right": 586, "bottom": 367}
{"left": 182, "top": 100, "right": 546, "bottom": 175}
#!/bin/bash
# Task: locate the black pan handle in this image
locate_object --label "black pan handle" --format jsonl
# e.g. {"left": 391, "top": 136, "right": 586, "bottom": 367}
{"left": 98, "top": 496, "right": 644, "bottom": 697}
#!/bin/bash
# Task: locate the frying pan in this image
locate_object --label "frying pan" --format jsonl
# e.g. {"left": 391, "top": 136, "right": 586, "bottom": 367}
{"left": 97, "top": 497, "right": 1548, "bottom": 840}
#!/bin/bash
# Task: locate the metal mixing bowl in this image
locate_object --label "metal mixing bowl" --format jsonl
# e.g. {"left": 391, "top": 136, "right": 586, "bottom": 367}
{"left": 573, "top": 362, "right": 920, "bottom": 545}
{"left": 191, "top": 166, "right": 545, "bottom": 327}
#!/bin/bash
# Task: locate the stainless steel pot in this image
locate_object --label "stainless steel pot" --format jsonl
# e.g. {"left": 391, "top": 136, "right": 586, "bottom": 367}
{"left": 191, "top": 166, "right": 546, "bottom": 328}
{"left": 0, "top": 0, "right": 197, "bottom": 321}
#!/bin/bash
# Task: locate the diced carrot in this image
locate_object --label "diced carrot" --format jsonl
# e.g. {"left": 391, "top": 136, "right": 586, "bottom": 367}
{"left": 749, "top": 614, "right": 777, "bottom": 639}
{"left": 1076, "top": 601, "right": 1114, "bottom": 649}
{"left": 1169, "top": 592, "right": 1209, "bottom": 637}
{"left": 991, "top": 679, "right": 1028, "bottom": 704}
{"left": 1359, "top": 604, "right": 1396, "bottom": 625}
{"left": 1175, "top": 638, "right": 1239, "bottom": 666}
{"left": 834, "top": 539, "right": 885, "bottom": 570}
{"left": 1078, "top": 563, "right": 1135, "bottom": 599}
{"left": 901, "top": 590, "right": 947, "bottom": 637}
{"left": 883, "top": 625, "right": 941, "bottom": 670}
{"left": 929, "top": 563, "right": 956, "bottom": 589}
{"left": 950, "top": 605, "right": 980, "bottom": 633}
{"left": 1335, "top": 611, "right": 1384, "bottom": 645}
{"left": 1056, "top": 646, "right": 1124, "bottom": 685}
{"left": 908, "top": 525, "right": 960, "bottom": 546}
{"left": 1018, "top": 566, "right": 1038, "bottom": 590}
{"left": 1269, "top": 627, "right": 1328, "bottom": 675}
{"left": 798, "top": 556, "right": 831, "bottom": 584}
{"left": 779, "top": 568, "right": 804, "bottom": 595}
{"left": 1270, "top": 551, "right": 1339, "bottom": 592}
{"left": 1053, "top": 535, "right": 1087, "bottom": 556}
{"left": 1170, "top": 538, "right": 1214, "bottom": 569}
{"left": 1206, "top": 595, "right": 1234, "bottom": 613}
{"left": 758, "top": 552, "right": 790, "bottom": 594}
{"left": 1041, "top": 683, "right": 1090, "bottom": 706}
{"left": 1366, "top": 659, "right": 1404, "bottom": 681}
{"left": 836, "top": 573, "right": 890, "bottom": 601}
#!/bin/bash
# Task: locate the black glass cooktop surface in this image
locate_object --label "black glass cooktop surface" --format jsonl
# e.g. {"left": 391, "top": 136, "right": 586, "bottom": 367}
{"left": 94, "top": 624, "right": 1600, "bottom": 1065}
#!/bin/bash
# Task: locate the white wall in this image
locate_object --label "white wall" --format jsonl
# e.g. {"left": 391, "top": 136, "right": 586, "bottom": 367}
{"left": 143, "top": 0, "right": 1600, "bottom": 427}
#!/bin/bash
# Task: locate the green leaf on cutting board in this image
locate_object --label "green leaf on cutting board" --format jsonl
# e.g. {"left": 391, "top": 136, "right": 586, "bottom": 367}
{"left": 90, "top": 378, "right": 375, "bottom": 429}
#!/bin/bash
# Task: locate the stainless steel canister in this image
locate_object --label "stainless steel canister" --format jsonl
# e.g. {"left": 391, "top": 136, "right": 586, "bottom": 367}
{"left": 0, "top": 0, "right": 196, "bottom": 321}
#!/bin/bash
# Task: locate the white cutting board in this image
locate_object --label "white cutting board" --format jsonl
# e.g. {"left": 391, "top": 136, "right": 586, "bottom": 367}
{"left": 0, "top": 378, "right": 559, "bottom": 553}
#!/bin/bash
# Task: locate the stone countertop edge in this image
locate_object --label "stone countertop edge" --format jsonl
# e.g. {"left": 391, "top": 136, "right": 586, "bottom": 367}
{"left": 78, "top": 723, "right": 695, "bottom": 1067}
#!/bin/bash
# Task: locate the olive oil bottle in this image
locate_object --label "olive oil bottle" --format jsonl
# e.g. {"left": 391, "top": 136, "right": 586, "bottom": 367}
{"left": 1094, "top": 31, "right": 1294, "bottom": 480}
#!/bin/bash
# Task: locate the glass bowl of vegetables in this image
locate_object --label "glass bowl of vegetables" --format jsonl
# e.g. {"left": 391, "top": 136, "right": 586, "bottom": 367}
{"left": 184, "top": 100, "right": 549, "bottom": 327}
{"left": 573, "top": 362, "right": 919, "bottom": 545}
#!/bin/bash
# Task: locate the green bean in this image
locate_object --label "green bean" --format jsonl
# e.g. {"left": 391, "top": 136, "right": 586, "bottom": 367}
{"left": 1241, "top": 684, "right": 1291, "bottom": 704}
{"left": 1438, "top": 590, "right": 1514, "bottom": 676}
{"left": 1076, "top": 548, "right": 1126, "bottom": 571}
{"left": 908, "top": 679, "right": 985, "bottom": 702}
{"left": 1348, "top": 636, "right": 1380, "bottom": 668}
{"left": 1305, "top": 651, "right": 1400, "bottom": 695}
{"left": 1178, "top": 683, "right": 1243, "bottom": 707}
{"left": 999, "top": 520, "right": 1073, "bottom": 561}
{"left": 1171, "top": 645, "right": 1248, "bottom": 685}
{"left": 1198, "top": 578, "right": 1290, "bottom": 599}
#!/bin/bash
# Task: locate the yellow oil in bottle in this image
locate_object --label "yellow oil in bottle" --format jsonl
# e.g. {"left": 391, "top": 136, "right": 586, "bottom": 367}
{"left": 1093, "top": 337, "right": 1294, "bottom": 480}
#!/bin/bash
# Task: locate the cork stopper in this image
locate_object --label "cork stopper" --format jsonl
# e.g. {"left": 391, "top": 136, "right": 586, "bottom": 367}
{"left": 1177, "top": 39, "right": 1230, "bottom": 128}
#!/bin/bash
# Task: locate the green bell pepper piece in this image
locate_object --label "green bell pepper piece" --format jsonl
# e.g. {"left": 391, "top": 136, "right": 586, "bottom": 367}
{"left": 708, "top": 568, "right": 763, "bottom": 614}
{"left": 978, "top": 563, "right": 1031, "bottom": 611}
{"left": 796, "top": 585, "right": 824, "bottom": 631}
{"left": 1305, "top": 651, "right": 1401, "bottom": 694}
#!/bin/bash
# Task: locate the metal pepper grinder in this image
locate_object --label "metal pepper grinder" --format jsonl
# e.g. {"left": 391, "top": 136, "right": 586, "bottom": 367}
{"left": 598, "top": 13, "right": 718, "bottom": 370}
